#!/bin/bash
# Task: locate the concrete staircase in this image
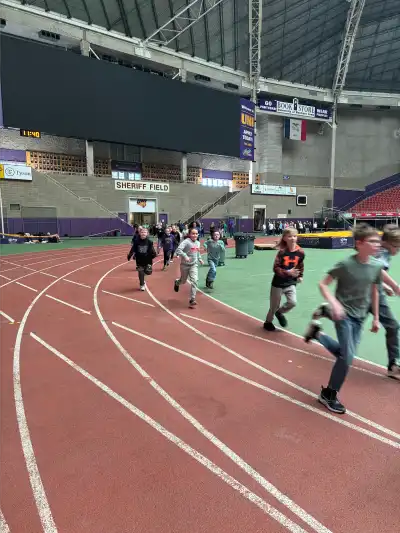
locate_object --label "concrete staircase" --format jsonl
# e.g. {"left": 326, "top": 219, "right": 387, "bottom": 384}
{"left": 184, "top": 190, "right": 242, "bottom": 224}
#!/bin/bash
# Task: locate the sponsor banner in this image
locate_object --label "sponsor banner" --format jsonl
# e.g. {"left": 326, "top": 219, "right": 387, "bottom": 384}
{"left": 297, "top": 236, "right": 353, "bottom": 249}
{"left": 0, "top": 161, "right": 32, "bottom": 181}
{"left": 239, "top": 98, "right": 255, "bottom": 160}
{"left": 115, "top": 180, "right": 169, "bottom": 193}
{"left": 349, "top": 212, "right": 400, "bottom": 218}
{"left": 251, "top": 184, "right": 296, "bottom": 196}
{"left": 111, "top": 160, "right": 142, "bottom": 181}
{"left": 283, "top": 118, "right": 307, "bottom": 141}
{"left": 258, "top": 98, "right": 332, "bottom": 121}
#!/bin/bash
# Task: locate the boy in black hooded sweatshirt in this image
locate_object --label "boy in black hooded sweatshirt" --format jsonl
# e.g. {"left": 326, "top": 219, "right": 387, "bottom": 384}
{"left": 127, "top": 227, "right": 156, "bottom": 291}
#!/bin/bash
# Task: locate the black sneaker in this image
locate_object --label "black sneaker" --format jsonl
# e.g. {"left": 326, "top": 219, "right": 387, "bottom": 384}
{"left": 312, "top": 303, "right": 333, "bottom": 320}
{"left": 304, "top": 320, "right": 322, "bottom": 343}
{"left": 205, "top": 279, "right": 211, "bottom": 288}
{"left": 263, "top": 321, "right": 276, "bottom": 332}
{"left": 189, "top": 299, "right": 197, "bottom": 308}
{"left": 318, "top": 387, "right": 346, "bottom": 414}
{"left": 275, "top": 311, "right": 287, "bottom": 328}
{"left": 174, "top": 279, "right": 180, "bottom": 292}
{"left": 388, "top": 363, "right": 400, "bottom": 381}
{"left": 209, "top": 281, "right": 214, "bottom": 289}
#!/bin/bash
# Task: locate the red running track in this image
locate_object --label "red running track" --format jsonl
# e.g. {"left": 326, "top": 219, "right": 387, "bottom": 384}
{"left": 0, "top": 242, "right": 399, "bottom": 533}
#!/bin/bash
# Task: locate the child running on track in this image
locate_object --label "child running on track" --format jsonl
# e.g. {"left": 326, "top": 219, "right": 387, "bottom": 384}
{"left": 174, "top": 227, "right": 203, "bottom": 308}
{"left": 127, "top": 227, "right": 156, "bottom": 291}
{"left": 203, "top": 230, "right": 224, "bottom": 289}
{"left": 264, "top": 227, "right": 305, "bottom": 332}
{"left": 161, "top": 227, "right": 175, "bottom": 271}
{"left": 170, "top": 225, "right": 181, "bottom": 263}
{"left": 304, "top": 224, "right": 400, "bottom": 414}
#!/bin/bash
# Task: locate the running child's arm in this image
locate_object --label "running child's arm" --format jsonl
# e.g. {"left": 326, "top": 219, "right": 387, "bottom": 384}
{"left": 370, "top": 284, "right": 380, "bottom": 333}
{"left": 273, "top": 251, "right": 290, "bottom": 277}
{"left": 381, "top": 270, "right": 400, "bottom": 296}
{"left": 175, "top": 240, "right": 189, "bottom": 260}
{"left": 297, "top": 251, "right": 305, "bottom": 282}
{"left": 319, "top": 274, "right": 346, "bottom": 321}
{"left": 127, "top": 244, "right": 135, "bottom": 261}
{"left": 197, "top": 245, "right": 204, "bottom": 265}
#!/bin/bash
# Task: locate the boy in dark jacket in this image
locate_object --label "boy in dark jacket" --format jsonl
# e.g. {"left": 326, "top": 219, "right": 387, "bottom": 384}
{"left": 161, "top": 227, "right": 175, "bottom": 270}
{"left": 127, "top": 227, "right": 156, "bottom": 291}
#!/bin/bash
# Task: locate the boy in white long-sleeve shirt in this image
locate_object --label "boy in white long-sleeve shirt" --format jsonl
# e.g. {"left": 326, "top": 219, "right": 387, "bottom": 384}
{"left": 174, "top": 227, "right": 203, "bottom": 308}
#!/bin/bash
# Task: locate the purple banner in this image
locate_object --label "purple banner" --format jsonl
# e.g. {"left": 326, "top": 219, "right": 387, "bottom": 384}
{"left": 258, "top": 98, "right": 332, "bottom": 121}
{"left": 239, "top": 99, "right": 255, "bottom": 160}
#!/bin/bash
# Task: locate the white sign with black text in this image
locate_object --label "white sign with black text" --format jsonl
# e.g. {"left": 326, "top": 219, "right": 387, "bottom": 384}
{"left": 115, "top": 180, "right": 169, "bottom": 193}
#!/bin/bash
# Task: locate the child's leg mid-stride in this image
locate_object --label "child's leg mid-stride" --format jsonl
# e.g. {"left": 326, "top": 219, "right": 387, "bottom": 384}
{"left": 264, "top": 285, "right": 296, "bottom": 330}
{"left": 206, "top": 259, "right": 217, "bottom": 288}
{"left": 137, "top": 267, "right": 146, "bottom": 290}
{"left": 175, "top": 264, "right": 198, "bottom": 306}
{"left": 305, "top": 316, "right": 363, "bottom": 414}
{"left": 378, "top": 298, "right": 400, "bottom": 379}
{"left": 163, "top": 250, "right": 171, "bottom": 270}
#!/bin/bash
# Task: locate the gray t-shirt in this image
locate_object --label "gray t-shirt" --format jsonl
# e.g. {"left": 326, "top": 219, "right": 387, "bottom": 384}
{"left": 328, "top": 255, "right": 382, "bottom": 319}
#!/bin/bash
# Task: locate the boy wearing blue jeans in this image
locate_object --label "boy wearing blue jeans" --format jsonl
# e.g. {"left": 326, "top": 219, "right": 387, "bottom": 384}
{"left": 304, "top": 224, "right": 400, "bottom": 414}
{"left": 204, "top": 230, "right": 225, "bottom": 289}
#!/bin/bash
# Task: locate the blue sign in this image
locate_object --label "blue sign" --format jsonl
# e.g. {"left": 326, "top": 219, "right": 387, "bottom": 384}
{"left": 258, "top": 98, "right": 332, "bottom": 121}
{"left": 239, "top": 99, "right": 255, "bottom": 160}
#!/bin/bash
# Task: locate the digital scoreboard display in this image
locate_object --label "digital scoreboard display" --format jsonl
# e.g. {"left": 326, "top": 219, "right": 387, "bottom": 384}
{"left": 20, "top": 129, "right": 41, "bottom": 138}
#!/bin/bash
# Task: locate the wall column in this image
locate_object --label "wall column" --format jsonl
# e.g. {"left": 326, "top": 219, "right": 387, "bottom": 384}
{"left": 181, "top": 153, "right": 188, "bottom": 182}
{"left": 256, "top": 113, "right": 283, "bottom": 182}
{"left": 85, "top": 140, "right": 94, "bottom": 176}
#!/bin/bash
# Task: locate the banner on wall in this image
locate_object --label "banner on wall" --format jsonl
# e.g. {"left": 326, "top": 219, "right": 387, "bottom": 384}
{"left": 258, "top": 98, "right": 332, "bottom": 122}
{"left": 0, "top": 161, "right": 32, "bottom": 181}
{"left": 239, "top": 99, "right": 255, "bottom": 160}
{"left": 115, "top": 180, "right": 169, "bottom": 192}
{"left": 283, "top": 118, "right": 307, "bottom": 141}
{"left": 251, "top": 184, "right": 296, "bottom": 196}
{"left": 111, "top": 160, "right": 142, "bottom": 180}
{"left": 129, "top": 198, "right": 156, "bottom": 213}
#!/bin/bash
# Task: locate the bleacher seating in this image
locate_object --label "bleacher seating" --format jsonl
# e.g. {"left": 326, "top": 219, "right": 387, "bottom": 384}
{"left": 351, "top": 185, "right": 400, "bottom": 212}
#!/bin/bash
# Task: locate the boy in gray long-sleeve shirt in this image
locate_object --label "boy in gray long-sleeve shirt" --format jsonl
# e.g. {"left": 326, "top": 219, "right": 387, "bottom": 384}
{"left": 174, "top": 227, "right": 203, "bottom": 308}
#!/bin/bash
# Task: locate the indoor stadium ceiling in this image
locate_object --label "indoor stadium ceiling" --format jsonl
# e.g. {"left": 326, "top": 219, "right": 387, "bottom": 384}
{"left": 13, "top": 0, "right": 400, "bottom": 92}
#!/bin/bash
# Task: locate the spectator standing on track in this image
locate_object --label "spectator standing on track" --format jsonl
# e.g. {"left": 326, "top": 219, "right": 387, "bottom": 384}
{"left": 303, "top": 224, "right": 400, "bottom": 414}
{"left": 161, "top": 227, "right": 175, "bottom": 271}
{"left": 127, "top": 227, "right": 157, "bottom": 291}
{"left": 264, "top": 228, "right": 305, "bottom": 332}
{"left": 174, "top": 227, "right": 204, "bottom": 308}
{"left": 204, "top": 230, "right": 225, "bottom": 289}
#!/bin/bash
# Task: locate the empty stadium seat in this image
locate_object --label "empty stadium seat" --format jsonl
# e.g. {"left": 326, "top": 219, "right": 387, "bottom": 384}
{"left": 352, "top": 186, "right": 400, "bottom": 212}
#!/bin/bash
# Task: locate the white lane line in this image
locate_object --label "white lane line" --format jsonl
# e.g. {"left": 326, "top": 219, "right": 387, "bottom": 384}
{"left": 0, "top": 274, "right": 11, "bottom": 280}
{"left": 146, "top": 286, "right": 400, "bottom": 442}
{"left": 0, "top": 249, "right": 120, "bottom": 290}
{"left": 30, "top": 332, "right": 311, "bottom": 533}
{"left": 94, "top": 262, "right": 331, "bottom": 533}
{"left": 102, "top": 290, "right": 155, "bottom": 307}
{"left": 0, "top": 310, "right": 15, "bottom": 323}
{"left": 112, "top": 321, "right": 400, "bottom": 452}
{"left": 45, "top": 295, "right": 91, "bottom": 315}
{"left": 13, "top": 255, "right": 123, "bottom": 533}
{"left": 63, "top": 279, "right": 91, "bottom": 289}
{"left": 0, "top": 509, "right": 10, "bottom": 533}
{"left": 40, "top": 272, "right": 58, "bottom": 279}
{"left": 196, "top": 283, "right": 387, "bottom": 370}
{"left": 180, "top": 314, "right": 384, "bottom": 379}
{"left": 16, "top": 282, "right": 38, "bottom": 292}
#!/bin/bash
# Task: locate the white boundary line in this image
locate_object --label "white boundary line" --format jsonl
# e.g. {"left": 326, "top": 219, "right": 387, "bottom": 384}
{"left": 45, "top": 295, "right": 91, "bottom": 315}
{"left": 30, "top": 332, "right": 315, "bottom": 533}
{"left": 0, "top": 249, "right": 120, "bottom": 290}
{"left": 94, "top": 262, "right": 331, "bottom": 533}
{"left": 102, "top": 290, "right": 155, "bottom": 307}
{"left": 180, "top": 314, "right": 384, "bottom": 378}
{"left": 16, "top": 282, "right": 38, "bottom": 293}
{"left": 112, "top": 321, "right": 400, "bottom": 450}
{"left": 0, "top": 274, "right": 11, "bottom": 280}
{"left": 145, "top": 285, "right": 400, "bottom": 442}
{"left": 63, "top": 279, "right": 91, "bottom": 289}
{"left": 0, "top": 310, "right": 15, "bottom": 323}
{"left": 196, "top": 282, "right": 387, "bottom": 370}
{"left": 13, "top": 255, "right": 121, "bottom": 533}
{"left": 0, "top": 508, "right": 10, "bottom": 533}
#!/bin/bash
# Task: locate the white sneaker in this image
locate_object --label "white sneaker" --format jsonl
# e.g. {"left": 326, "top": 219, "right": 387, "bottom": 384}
{"left": 140, "top": 284, "right": 146, "bottom": 291}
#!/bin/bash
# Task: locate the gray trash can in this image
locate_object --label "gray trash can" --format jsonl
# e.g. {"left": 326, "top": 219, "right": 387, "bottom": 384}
{"left": 247, "top": 234, "right": 255, "bottom": 254}
{"left": 234, "top": 233, "right": 248, "bottom": 258}
{"left": 115, "top": 230, "right": 121, "bottom": 237}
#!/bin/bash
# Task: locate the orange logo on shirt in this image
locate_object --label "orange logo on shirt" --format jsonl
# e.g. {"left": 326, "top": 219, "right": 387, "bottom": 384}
{"left": 282, "top": 255, "right": 299, "bottom": 268}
